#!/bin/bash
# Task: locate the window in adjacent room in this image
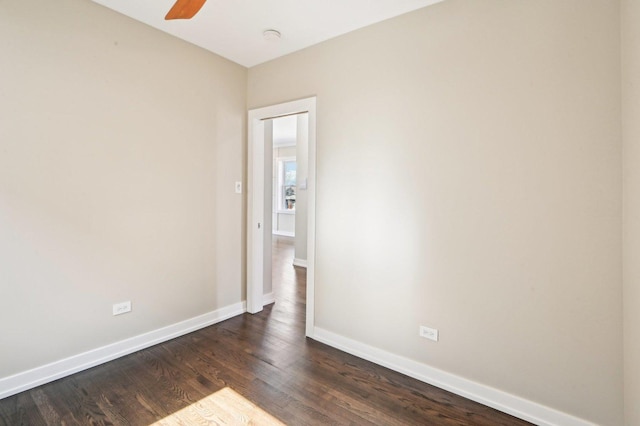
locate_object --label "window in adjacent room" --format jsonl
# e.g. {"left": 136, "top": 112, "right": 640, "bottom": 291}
{"left": 277, "top": 158, "right": 296, "bottom": 211}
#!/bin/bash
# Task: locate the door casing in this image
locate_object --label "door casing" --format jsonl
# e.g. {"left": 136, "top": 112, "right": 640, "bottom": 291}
{"left": 246, "top": 97, "right": 317, "bottom": 338}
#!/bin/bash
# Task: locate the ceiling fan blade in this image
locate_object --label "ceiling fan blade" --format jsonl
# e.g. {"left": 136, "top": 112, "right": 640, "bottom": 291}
{"left": 165, "top": 0, "right": 207, "bottom": 20}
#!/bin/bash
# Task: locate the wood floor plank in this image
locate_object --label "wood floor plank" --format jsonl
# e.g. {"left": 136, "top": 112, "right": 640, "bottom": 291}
{"left": 30, "top": 389, "right": 63, "bottom": 425}
{"left": 0, "top": 392, "right": 47, "bottom": 426}
{"left": 0, "top": 236, "right": 532, "bottom": 425}
{"left": 78, "top": 358, "right": 165, "bottom": 424}
{"left": 165, "top": 334, "right": 363, "bottom": 425}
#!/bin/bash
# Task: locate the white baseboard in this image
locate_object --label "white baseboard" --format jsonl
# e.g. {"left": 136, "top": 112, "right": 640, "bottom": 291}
{"left": 312, "top": 327, "right": 595, "bottom": 426}
{"left": 272, "top": 230, "right": 294, "bottom": 237}
{"left": 0, "top": 301, "right": 246, "bottom": 400}
{"left": 263, "top": 292, "right": 276, "bottom": 306}
{"left": 293, "top": 258, "right": 307, "bottom": 268}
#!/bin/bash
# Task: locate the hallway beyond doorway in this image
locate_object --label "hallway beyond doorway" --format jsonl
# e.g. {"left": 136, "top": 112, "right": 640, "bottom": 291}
{"left": 271, "top": 235, "right": 305, "bottom": 327}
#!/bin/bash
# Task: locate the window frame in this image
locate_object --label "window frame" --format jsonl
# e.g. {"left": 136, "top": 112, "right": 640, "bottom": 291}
{"left": 275, "top": 156, "right": 296, "bottom": 214}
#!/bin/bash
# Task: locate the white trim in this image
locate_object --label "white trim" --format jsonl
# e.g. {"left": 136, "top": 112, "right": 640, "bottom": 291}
{"left": 0, "top": 302, "right": 246, "bottom": 400}
{"left": 304, "top": 100, "right": 316, "bottom": 339}
{"left": 263, "top": 292, "right": 276, "bottom": 306}
{"left": 293, "top": 258, "right": 308, "bottom": 268}
{"left": 247, "top": 97, "right": 317, "bottom": 338}
{"left": 247, "top": 115, "right": 266, "bottom": 314}
{"left": 273, "top": 140, "right": 296, "bottom": 148}
{"left": 272, "top": 230, "right": 295, "bottom": 237}
{"left": 312, "top": 327, "right": 596, "bottom": 426}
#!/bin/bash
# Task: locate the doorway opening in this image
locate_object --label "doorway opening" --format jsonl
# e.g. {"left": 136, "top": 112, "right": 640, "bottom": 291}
{"left": 247, "top": 97, "right": 316, "bottom": 338}
{"left": 265, "top": 114, "right": 307, "bottom": 310}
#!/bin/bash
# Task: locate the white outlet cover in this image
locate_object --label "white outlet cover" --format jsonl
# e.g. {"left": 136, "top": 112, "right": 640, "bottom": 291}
{"left": 113, "top": 301, "right": 132, "bottom": 316}
{"left": 235, "top": 181, "right": 242, "bottom": 194}
{"left": 419, "top": 325, "right": 439, "bottom": 342}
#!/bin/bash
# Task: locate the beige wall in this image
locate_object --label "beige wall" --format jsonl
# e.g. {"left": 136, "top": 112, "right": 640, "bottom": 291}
{"left": 622, "top": 0, "right": 640, "bottom": 424}
{"left": 1, "top": 0, "right": 630, "bottom": 423}
{"left": 0, "top": 0, "right": 246, "bottom": 377}
{"left": 249, "top": 1, "right": 622, "bottom": 424}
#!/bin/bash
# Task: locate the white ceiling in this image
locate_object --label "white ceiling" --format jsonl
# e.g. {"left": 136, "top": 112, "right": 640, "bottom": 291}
{"left": 91, "top": 0, "right": 444, "bottom": 68}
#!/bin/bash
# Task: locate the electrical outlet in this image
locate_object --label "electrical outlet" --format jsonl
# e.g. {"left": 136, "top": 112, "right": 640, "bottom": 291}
{"left": 234, "top": 181, "right": 242, "bottom": 194}
{"left": 419, "top": 325, "right": 438, "bottom": 342}
{"left": 113, "top": 301, "right": 132, "bottom": 316}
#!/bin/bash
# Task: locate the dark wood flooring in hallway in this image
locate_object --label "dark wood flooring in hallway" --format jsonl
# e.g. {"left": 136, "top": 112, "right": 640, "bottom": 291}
{"left": 0, "top": 235, "right": 532, "bottom": 425}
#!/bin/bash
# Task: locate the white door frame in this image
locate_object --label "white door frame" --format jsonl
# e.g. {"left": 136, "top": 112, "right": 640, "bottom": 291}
{"left": 247, "top": 97, "right": 316, "bottom": 338}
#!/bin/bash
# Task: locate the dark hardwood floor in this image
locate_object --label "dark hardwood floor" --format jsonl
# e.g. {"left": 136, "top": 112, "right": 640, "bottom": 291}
{"left": 0, "top": 235, "right": 532, "bottom": 425}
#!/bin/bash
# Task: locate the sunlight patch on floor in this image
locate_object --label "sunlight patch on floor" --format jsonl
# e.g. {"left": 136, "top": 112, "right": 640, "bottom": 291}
{"left": 151, "top": 387, "right": 285, "bottom": 425}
